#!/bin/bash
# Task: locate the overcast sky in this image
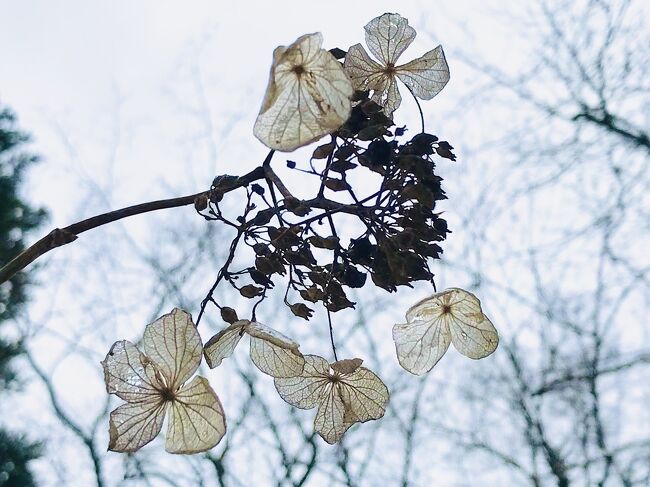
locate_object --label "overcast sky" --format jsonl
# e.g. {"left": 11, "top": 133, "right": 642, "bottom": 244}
{"left": 6, "top": 2, "right": 646, "bottom": 486}
{"left": 0, "top": 0, "right": 526, "bottom": 222}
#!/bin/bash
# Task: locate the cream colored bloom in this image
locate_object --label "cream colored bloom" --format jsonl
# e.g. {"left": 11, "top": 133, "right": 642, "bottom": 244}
{"left": 101, "top": 308, "right": 226, "bottom": 453}
{"left": 393, "top": 288, "right": 499, "bottom": 375}
{"left": 203, "top": 320, "right": 305, "bottom": 378}
{"left": 344, "top": 13, "right": 450, "bottom": 116}
{"left": 274, "top": 355, "right": 389, "bottom": 444}
{"left": 254, "top": 33, "right": 354, "bottom": 152}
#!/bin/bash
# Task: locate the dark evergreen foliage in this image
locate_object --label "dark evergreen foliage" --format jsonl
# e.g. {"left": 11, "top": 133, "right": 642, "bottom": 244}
{"left": 0, "top": 105, "right": 46, "bottom": 486}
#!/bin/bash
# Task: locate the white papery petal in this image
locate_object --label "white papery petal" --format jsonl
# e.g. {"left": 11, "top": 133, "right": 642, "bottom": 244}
{"left": 246, "top": 321, "right": 305, "bottom": 377}
{"left": 108, "top": 397, "right": 166, "bottom": 452}
{"left": 102, "top": 340, "right": 161, "bottom": 401}
{"left": 370, "top": 75, "right": 402, "bottom": 116}
{"left": 203, "top": 321, "right": 247, "bottom": 369}
{"left": 314, "top": 384, "right": 349, "bottom": 444}
{"left": 364, "top": 13, "right": 416, "bottom": 65}
{"left": 393, "top": 317, "right": 451, "bottom": 375}
{"left": 165, "top": 376, "right": 227, "bottom": 454}
{"left": 274, "top": 355, "right": 330, "bottom": 409}
{"left": 394, "top": 288, "right": 498, "bottom": 374}
{"left": 396, "top": 45, "right": 450, "bottom": 100}
{"left": 254, "top": 33, "right": 353, "bottom": 152}
{"left": 343, "top": 43, "right": 387, "bottom": 91}
{"left": 143, "top": 308, "right": 203, "bottom": 389}
{"left": 339, "top": 366, "right": 389, "bottom": 422}
{"left": 449, "top": 314, "right": 499, "bottom": 359}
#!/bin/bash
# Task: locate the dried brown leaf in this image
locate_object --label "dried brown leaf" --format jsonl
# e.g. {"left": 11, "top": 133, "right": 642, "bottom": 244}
{"left": 330, "top": 358, "right": 363, "bottom": 375}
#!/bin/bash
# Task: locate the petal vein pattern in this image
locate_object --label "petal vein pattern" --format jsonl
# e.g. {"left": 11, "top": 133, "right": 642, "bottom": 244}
{"left": 108, "top": 398, "right": 166, "bottom": 452}
{"left": 102, "top": 340, "right": 161, "bottom": 401}
{"left": 393, "top": 288, "right": 499, "bottom": 375}
{"left": 203, "top": 321, "right": 247, "bottom": 369}
{"left": 204, "top": 320, "right": 305, "bottom": 378}
{"left": 274, "top": 355, "right": 330, "bottom": 409}
{"left": 314, "top": 385, "right": 349, "bottom": 444}
{"left": 254, "top": 33, "right": 353, "bottom": 152}
{"left": 103, "top": 308, "right": 227, "bottom": 454}
{"left": 143, "top": 308, "right": 202, "bottom": 389}
{"left": 396, "top": 46, "right": 450, "bottom": 100}
{"left": 275, "top": 355, "right": 388, "bottom": 443}
{"left": 343, "top": 13, "right": 449, "bottom": 116}
{"left": 340, "top": 367, "right": 389, "bottom": 422}
{"left": 364, "top": 12, "right": 416, "bottom": 65}
{"left": 165, "top": 376, "right": 227, "bottom": 454}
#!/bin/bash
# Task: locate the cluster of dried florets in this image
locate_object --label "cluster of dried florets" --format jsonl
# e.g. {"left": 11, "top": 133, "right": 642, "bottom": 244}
{"left": 102, "top": 13, "right": 499, "bottom": 454}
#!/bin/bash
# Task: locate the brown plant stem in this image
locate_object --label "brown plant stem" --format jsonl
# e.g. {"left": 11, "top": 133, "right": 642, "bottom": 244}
{"left": 0, "top": 165, "right": 266, "bottom": 285}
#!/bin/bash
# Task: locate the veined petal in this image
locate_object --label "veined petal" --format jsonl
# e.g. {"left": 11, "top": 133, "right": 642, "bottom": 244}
{"left": 274, "top": 355, "right": 330, "bottom": 409}
{"left": 364, "top": 13, "right": 416, "bottom": 65}
{"left": 393, "top": 317, "right": 452, "bottom": 375}
{"left": 165, "top": 376, "right": 227, "bottom": 454}
{"left": 395, "top": 288, "right": 498, "bottom": 374}
{"left": 247, "top": 321, "right": 305, "bottom": 378}
{"left": 108, "top": 397, "right": 166, "bottom": 453}
{"left": 339, "top": 366, "right": 389, "bottom": 422}
{"left": 254, "top": 33, "right": 353, "bottom": 152}
{"left": 203, "top": 321, "right": 248, "bottom": 369}
{"left": 314, "top": 384, "right": 350, "bottom": 444}
{"left": 370, "top": 75, "right": 402, "bottom": 116}
{"left": 405, "top": 287, "right": 478, "bottom": 322}
{"left": 102, "top": 340, "right": 161, "bottom": 401}
{"left": 450, "top": 314, "right": 499, "bottom": 359}
{"left": 143, "top": 308, "right": 203, "bottom": 389}
{"left": 343, "top": 43, "right": 387, "bottom": 91}
{"left": 396, "top": 45, "right": 450, "bottom": 100}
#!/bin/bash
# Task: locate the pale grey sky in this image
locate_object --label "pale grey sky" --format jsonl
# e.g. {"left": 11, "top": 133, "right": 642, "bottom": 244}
{"left": 3, "top": 2, "right": 648, "bottom": 486}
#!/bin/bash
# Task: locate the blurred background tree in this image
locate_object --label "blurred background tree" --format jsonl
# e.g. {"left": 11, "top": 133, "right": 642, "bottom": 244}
{"left": 0, "top": 105, "right": 46, "bottom": 486}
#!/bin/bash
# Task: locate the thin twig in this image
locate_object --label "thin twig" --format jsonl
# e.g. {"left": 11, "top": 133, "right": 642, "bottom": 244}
{"left": 405, "top": 85, "right": 425, "bottom": 133}
{"left": 0, "top": 166, "right": 266, "bottom": 284}
{"left": 327, "top": 308, "right": 338, "bottom": 362}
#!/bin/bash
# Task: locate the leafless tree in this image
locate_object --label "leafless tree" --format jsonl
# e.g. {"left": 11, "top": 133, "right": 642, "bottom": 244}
{"left": 409, "top": 1, "right": 650, "bottom": 485}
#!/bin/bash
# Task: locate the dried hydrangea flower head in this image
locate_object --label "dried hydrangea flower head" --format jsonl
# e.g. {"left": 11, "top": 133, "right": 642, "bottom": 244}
{"left": 393, "top": 288, "right": 499, "bottom": 375}
{"left": 203, "top": 320, "right": 305, "bottom": 378}
{"left": 344, "top": 13, "right": 450, "bottom": 116}
{"left": 101, "top": 308, "right": 226, "bottom": 453}
{"left": 254, "top": 33, "right": 354, "bottom": 152}
{"left": 274, "top": 355, "right": 389, "bottom": 444}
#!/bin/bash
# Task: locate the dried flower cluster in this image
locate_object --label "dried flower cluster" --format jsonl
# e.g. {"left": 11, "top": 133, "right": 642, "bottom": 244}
{"left": 102, "top": 13, "right": 498, "bottom": 454}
